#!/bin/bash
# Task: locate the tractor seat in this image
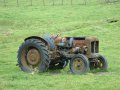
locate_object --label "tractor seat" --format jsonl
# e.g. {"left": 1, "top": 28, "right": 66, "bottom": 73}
{"left": 57, "top": 37, "right": 74, "bottom": 49}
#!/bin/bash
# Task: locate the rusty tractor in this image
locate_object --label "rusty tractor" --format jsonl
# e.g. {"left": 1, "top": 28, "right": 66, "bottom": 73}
{"left": 17, "top": 34, "right": 108, "bottom": 74}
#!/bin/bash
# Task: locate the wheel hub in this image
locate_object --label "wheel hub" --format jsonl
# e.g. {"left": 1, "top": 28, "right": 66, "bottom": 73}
{"left": 73, "top": 59, "right": 84, "bottom": 71}
{"left": 27, "top": 49, "right": 40, "bottom": 65}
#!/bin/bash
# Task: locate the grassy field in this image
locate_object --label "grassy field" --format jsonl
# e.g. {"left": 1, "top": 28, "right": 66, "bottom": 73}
{"left": 0, "top": 1, "right": 120, "bottom": 90}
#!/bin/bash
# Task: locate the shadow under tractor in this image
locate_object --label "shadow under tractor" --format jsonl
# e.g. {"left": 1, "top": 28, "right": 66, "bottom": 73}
{"left": 17, "top": 35, "right": 108, "bottom": 74}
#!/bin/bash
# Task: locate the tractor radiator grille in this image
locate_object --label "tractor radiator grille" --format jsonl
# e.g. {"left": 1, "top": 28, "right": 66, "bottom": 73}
{"left": 91, "top": 41, "right": 99, "bottom": 53}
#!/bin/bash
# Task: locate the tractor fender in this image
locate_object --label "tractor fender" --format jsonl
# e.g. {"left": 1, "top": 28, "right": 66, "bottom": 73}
{"left": 24, "top": 36, "right": 48, "bottom": 45}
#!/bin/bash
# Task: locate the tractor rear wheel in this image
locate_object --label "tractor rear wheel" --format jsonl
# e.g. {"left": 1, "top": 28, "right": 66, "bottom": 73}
{"left": 69, "top": 54, "right": 90, "bottom": 74}
{"left": 17, "top": 39, "right": 50, "bottom": 73}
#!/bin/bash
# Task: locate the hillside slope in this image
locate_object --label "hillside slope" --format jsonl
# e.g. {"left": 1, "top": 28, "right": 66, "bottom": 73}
{"left": 0, "top": 2, "right": 120, "bottom": 90}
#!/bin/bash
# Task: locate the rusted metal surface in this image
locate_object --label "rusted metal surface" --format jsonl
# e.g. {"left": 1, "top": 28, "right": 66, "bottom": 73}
{"left": 27, "top": 48, "right": 40, "bottom": 65}
{"left": 21, "top": 47, "right": 40, "bottom": 71}
{"left": 24, "top": 36, "right": 99, "bottom": 60}
{"left": 47, "top": 36, "right": 99, "bottom": 61}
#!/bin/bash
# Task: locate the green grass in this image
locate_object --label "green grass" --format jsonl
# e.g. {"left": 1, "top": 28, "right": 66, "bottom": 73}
{"left": 0, "top": 1, "right": 120, "bottom": 90}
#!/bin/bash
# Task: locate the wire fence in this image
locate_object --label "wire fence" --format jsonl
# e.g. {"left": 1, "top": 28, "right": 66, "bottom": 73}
{"left": 0, "top": 0, "right": 119, "bottom": 7}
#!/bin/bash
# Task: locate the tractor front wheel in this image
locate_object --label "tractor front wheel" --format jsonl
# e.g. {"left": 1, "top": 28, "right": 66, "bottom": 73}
{"left": 90, "top": 54, "right": 108, "bottom": 71}
{"left": 69, "top": 54, "right": 90, "bottom": 74}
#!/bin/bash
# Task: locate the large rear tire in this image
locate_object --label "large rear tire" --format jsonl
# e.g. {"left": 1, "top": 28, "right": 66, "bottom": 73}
{"left": 69, "top": 54, "right": 90, "bottom": 74}
{"left": 17, "top": 39, "right": 50, "bottom": 73}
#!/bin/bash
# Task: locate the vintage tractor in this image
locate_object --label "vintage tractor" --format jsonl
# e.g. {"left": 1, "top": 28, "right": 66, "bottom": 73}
{"left": 17, "top": 34, "right": 108, "bottom": 74}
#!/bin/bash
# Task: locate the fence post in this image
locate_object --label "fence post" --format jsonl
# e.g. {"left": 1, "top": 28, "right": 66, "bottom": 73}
{"left": 3, "top": 0, "right": 6, "bottom": 7}
{"left": 71, "top": 0, "right": 72, "bottom": 5}
{"left": 84, "top": 0, "right": 87, "bottom": 5}
{"left": 61, "top": 0, "right": 63, "bottom": 5}
{"left": 52, "top": 0, "right": 55, "bottom": 6}
{"left": 108, "top": 0, "right": 110, "bottom": 3}
{"left": 17, "top": 0, "right": 19, "bottom": 6}
{"left": 105, "top": 0, "right": 110, "bottom": 3}
{"left": 43, "top": 0, "right": 45, "bottom": 6}
{"left": 30, "top": 0, "right": 32, "bottom": 6}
